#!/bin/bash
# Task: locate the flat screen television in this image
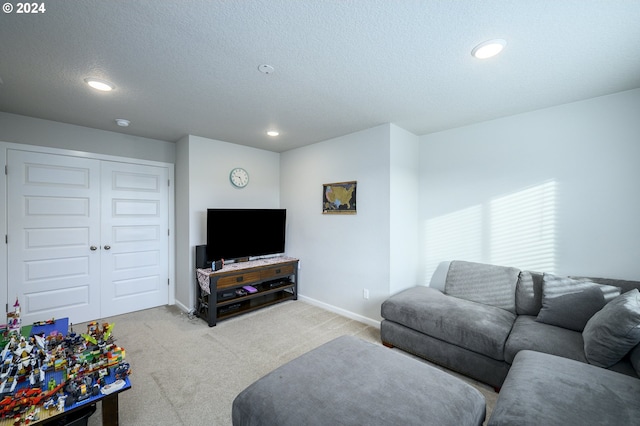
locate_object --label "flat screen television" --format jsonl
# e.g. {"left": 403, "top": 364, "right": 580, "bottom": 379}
{"left": 206, "top": 208, "right": 286, "bottom": 263}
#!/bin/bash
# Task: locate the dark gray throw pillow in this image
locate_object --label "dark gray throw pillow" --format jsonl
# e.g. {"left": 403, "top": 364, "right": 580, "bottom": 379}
{"left": 583, "top": 289, "right": 640, "bottom": 368}
{"left": 535, "top": 273, "right": 620, "bottom": 332}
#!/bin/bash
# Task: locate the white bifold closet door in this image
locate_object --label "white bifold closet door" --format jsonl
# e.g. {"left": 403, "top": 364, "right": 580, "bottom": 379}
{"left": 7, "top": 149, "right": 169, "bottom": 324}
{"left": 99, "top": 160, "right": 168, "bottom": 318}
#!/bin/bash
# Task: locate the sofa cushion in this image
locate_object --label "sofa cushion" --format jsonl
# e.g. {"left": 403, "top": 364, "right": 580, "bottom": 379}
{"left": 583, "top": 289, "right": 640, "bottom": 367}
{"left": 504, "top": 315, "right": 587, "bottom": 364}
{"left": 381, "top": 286, "right": 516, "bottom": 360}
{"left": 535, "top": 273, "right": 620, "bottom": 332}
{"left": 380, "top": 320, "right": 512, "bottom": 389}
{"left": 630, "top": 344, "right": 640, "bottom": 376}
{"left": 515, "top": 271, "right": 543, "bottom": 315}
{"left": 488, "top": 350, "right": 640, "bottom": 426}
{"left": 444, "top": 260, "right": 520, "bottom": 314}
{"left": 607, "top": 353, "right": 640, "bottom": 378}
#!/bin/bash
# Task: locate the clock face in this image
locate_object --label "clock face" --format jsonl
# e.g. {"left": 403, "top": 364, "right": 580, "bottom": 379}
{"left": 229, "top": 167, "right": 249, "bottom": 188}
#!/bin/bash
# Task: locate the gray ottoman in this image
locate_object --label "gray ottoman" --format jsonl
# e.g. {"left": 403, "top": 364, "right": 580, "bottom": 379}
{"left": 232, "top": 335, "right": 486, "bottom": 426}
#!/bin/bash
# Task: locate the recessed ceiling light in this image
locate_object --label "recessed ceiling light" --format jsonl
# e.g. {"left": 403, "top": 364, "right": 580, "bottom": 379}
{"left": 471, "top": 39, "right": 507, "bottom": 59}
{"left": 267, "top": 130, "right": 279, "bottom": 137}
{"left": 84, "top": 77, "right": 115, "bottom": 91}
{"left": 115, "top": 119, "right": 130, "bottom": 127}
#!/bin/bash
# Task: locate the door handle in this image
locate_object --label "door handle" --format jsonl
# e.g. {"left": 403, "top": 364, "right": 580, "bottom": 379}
{"left": 104, "top": 245, "right": 111, "bottom": 250}
{"left": 90, "top": 246, "right": 98, "bottom": 251}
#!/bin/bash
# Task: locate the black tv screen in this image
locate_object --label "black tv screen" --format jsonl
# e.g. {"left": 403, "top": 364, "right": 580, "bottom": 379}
{"left": 206, "top": 208, "right": 286, "bottom": 263}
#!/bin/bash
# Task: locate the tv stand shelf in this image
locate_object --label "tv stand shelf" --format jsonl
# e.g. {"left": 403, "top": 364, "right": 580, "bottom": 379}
{"left": 196, "top": 256, "right": 298, "bottom": 326}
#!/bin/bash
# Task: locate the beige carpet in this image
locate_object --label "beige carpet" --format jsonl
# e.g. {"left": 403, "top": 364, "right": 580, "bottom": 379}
{"left": 84, "top": 301, "right": 497, "bottom": 425}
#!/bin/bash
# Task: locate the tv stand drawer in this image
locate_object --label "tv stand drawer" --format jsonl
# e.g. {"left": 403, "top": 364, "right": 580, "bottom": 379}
{"left": 261, "top": 264, "right": 295, "bottom": 280}
{"left": 217, "top": 271, "right": 261, "bottom": 289}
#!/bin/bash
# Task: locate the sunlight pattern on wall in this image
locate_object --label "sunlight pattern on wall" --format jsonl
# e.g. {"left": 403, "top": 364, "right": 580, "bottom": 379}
{"left": 489, "top": 181, "right": 556, "bottom": 272}
{"left": 423, "top": 180, "right": 557, "bottom": 283}
{"left": 424, "top": 205, "right": 483, "bottom": 281}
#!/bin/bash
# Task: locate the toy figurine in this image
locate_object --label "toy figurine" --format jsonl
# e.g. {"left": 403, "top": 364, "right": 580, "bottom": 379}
{"left": 56, "top": 395, "right": 66, "bottom": 412}
{"left": 6, "top": 299, "right": 21, "bottom": 335}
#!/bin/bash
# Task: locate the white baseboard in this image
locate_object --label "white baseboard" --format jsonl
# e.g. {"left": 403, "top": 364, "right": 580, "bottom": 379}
{"left": 298, "top": 295, "right": 381, "bottom": 329}
{"left": 172, "top": 295, "right": 381, "bottom": 329}
{"left": 173, "top": 299, "right": 192, "bottom": 314}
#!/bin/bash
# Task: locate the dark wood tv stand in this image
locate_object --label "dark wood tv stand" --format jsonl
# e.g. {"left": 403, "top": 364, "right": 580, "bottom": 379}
{"left": 196, "top": 256, "right": 299, "bottom": 326}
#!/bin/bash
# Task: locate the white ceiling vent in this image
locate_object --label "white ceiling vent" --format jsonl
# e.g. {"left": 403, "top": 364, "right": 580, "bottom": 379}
{"left": 258, "top": 64, "right": 275, "bottom": 74}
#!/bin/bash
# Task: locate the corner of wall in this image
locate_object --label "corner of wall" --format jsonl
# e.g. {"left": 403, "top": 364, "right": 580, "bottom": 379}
{"left": 389, "top": 125, "right": 420, "bottom": 295}
{"left": 174, "top": 135, "right": 192, "bottom": 310}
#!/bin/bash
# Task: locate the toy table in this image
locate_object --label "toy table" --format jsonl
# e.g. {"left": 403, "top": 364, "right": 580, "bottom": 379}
{"left": 0, "top": 319, "right": 131, "bottom": 425}
{"left": 0, "top": 375, "right": 132, "bottom": 426}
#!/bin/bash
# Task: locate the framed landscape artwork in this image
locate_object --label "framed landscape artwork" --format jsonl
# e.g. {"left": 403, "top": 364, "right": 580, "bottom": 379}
{"left": 323, "top": 181, "right": 357, "bottom": 214}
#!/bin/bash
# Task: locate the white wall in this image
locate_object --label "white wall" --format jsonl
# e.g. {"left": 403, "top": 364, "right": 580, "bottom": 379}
{"left": 0, "top": 112, "right": 175, "bottom": 164}
{"left": 174, "top": 135, "right": 281, "bottom": 312}
{"left": 281, "top": 124, "right": 392, "bottom": 323}
{"left": 419, "top": 88, "right": 640, "bottom": 284}
{"left": 390, "top": 125, "right": 420, "bottom": 294}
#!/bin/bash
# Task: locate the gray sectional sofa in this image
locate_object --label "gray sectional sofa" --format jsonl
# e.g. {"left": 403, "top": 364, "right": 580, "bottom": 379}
{"left": 381, "top": 260, "right": 640, "bottom": 424}
{"left": 381, "top": 260, "right": 640, "bottom": 388}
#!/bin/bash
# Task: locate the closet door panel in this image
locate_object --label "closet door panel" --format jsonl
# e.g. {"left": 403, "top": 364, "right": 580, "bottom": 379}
{"left": 7, "top": 149, "right": 101, "bottom": 324}
{"left": 100, "top": 161, "right": 169, "bottom": 317}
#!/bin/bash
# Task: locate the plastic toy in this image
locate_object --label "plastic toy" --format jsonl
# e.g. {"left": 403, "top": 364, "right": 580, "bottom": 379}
{"left": 0, "top": 310, "right": 130, "bottom": 422}
{"left": 63, "top": 376, "right": 99, "bottom": 407}
{"left": 99, "top": 379, "right": 126, "bottom": 395}
{"left": 6, "top": 299, "right": 21, "bottom": 335}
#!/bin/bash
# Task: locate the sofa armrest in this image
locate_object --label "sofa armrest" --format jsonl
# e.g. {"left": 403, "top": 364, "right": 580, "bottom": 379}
{"left": 428, "top": 261, "right": 451, "bottom": 291}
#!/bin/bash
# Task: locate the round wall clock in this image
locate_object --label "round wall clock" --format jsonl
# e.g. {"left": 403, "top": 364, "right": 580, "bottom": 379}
{"left": 229, "top": 167, "right": 249, "bottom": 188}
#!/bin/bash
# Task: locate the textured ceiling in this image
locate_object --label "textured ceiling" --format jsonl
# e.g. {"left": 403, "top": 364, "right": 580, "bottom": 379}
{"left": 1, "top": 0, "right": 639, "bottom": 152}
